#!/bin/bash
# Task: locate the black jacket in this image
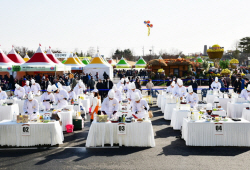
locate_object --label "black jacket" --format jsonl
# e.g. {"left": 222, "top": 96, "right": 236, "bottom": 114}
{"left": 190, "top": 80, "right": 198, "bottom": 92}
{"left": 105, "top": 80, "right": 113, "bottom": 90}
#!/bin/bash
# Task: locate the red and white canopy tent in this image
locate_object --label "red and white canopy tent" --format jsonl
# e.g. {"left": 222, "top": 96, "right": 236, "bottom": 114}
{"left": 0, "top": 47, "right": 15, "bottom": 76}
{"left": 46, "top": 46, "right": 70, "bottom": 71}
{"left": 16, "top": 45, "right": 69, "bottom": 79}
{"left": 7, "top": 46, "right": 25, "bottom": 64}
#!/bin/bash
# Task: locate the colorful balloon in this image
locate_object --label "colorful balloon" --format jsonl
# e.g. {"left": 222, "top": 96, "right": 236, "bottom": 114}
{"left": 144, "top": 21, "right": 147, "bottom": 24}
{"left": 147, "top": 20, "right": 150, "bottom": 23}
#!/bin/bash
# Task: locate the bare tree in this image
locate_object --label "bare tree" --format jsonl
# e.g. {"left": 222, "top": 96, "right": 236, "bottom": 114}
{"left": 86, "top": 47, "right": 95, "bottom": 57}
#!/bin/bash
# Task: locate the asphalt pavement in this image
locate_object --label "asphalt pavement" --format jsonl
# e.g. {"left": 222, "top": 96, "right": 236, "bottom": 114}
{"left": 0, "top": 79, "right": 250, "bottom": 170}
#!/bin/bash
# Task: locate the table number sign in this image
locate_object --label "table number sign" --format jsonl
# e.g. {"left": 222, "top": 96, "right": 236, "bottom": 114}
{"left": 214, "top": 123, "right": 223, "bottom": 135}
{"left": 117, "top": 123, "right": 126, "bottom": 135}
{"left": 21, "top": 124, "right": 30, "bottom": 136}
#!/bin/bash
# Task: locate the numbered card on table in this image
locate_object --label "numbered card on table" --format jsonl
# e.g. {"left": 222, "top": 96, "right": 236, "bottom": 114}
{"left": 21, "top": 124, "right": 30, "bottom": 136}
{"left": 117, "top": 123, "right": 126, "bottom": 135}
{"left": 214, "top": 123, "right": 223, "bottom": 135}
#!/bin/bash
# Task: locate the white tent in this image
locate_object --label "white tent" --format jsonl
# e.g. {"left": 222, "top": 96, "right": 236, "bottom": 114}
{"left": 83, "top": 52, "right": 113, "bottom": 80}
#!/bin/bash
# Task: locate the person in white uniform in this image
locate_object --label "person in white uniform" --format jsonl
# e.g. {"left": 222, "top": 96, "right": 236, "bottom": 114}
{"left": 14, "top": 84, "right": 25, "bottom": 98}
{"left": 132, "top": 92, "right": 149, "bottom": 119}
{"left": 23, "top": 92, "right": 39, "bottom": 120}
{"left": 73, "top": 80, "right": 86, "bottom": 96}
{"left": 113, "top": 84, "right": 122, "bottom": 103}
{"left": 53, "top": 84, "right": 69, "bottom": 109}
{"left": 101, "top": 89, "right": 119, "bottom": 118}
{"left": 211, "top": 77, "right": 221, "bottom": 92}
{"left": 66, "top": 86, "right": 76, "bottom": 101}
{"left": 166, "top": 81, "right": 175, "bottom": 94}
{"left": 123, "top": 78, "right": 130, "bottom": 93}
{"left": 23, "top": 81, "right": 31, "bottom": 95}
{"left": 173, "top": 79, "right": 187, "bottom": 100}
{"left": 40, "top": 85, "right": 55, "bottom": 111}
{"left": 127, "top": 82, "right": 142, "bottom": 103}
{"left": 240, "top": 84, "right": 250, "bottom": 100}
{"left": 30, "top": 79, "right": 41, "bottom": 95}
{"left": 186, "top": 86, "right": 199, "bottom": 108}
{"left": 0, "top": 87, "right": 7, "bottom": 100}
{"left": 117, "top": 78, "right": 125, "bottom": 91}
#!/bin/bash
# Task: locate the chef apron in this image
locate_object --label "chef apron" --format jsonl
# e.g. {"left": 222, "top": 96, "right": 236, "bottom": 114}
{"left": 136, "top": 105, "right": 146, "bottom": 119}
{"left": 22, "top": 101, "right": 39, "bottom": 120}
{"left": 106, "top": 100, "right": 116, "bottom": 118}
{"left": 188, "top": 95, "right": 197, "bottom": 107}
{"left": 91, "top": 98, "right": 100, "bottom": 120}
{"left": 42, "top": 94, "right": 52, "bottom": 110}
{"left": 58, "top": 98, "right": 68, "bottom": 109}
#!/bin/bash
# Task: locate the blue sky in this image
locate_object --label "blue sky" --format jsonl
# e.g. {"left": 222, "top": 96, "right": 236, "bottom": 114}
{"left": 0, "top": 0, "right": 249, "bottom": 57}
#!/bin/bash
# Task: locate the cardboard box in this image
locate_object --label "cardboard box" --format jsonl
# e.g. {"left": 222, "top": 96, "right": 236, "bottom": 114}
{"left": 97, "top": 115, "right": 107, "bottom": 122}
{"left": 17, "top": 115, "right": 23, "bottom": 123}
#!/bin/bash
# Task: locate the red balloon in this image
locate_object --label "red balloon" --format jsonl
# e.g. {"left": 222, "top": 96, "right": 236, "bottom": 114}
{"left": 147, "top": 20, "right": 150, "bottom": 23}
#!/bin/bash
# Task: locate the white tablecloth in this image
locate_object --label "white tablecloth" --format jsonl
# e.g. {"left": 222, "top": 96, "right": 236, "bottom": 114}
{"left": 212, "top": 110, "right": 227, "bottom": 117}
{"left": 40, "top": 110, "right": 73, "bottom": 131}
{"left": 0, "top": 104, "right": 19, "bottom": 121}
{"left": 161, "top": 96, "right": 166, "bottom": 112}
{"left": 219, "top": 98, "right": 231, "bottom": 112}
{"left": 80, "top": 99, "right": 90, "bottom": 113}
{"left": 157, "top": 94, "right": 162, "bottom": 108}
{"left": 242, "top": 108, "right": 250, "bottom": 121}
{"left": 170, "top": 108, "right": 190, "bottom": 130}
{"left": 182, "top": 118, "right": 250, "bottom": 146}
{"left": 15, "top": 99, "right": 25, "bottom": 113}
{"left": 0, "top": 120, "right": 63, "bottom": 146}
{"left": 227, "top": 102, "right": 250, "bottom": 118}
{"left": 86, "top": 121, "right": 155, "bottom": 147}
{"left": 206, "top": 94, "right": 217, "bottom": 103}
{"left": 164, "top": 103, "right": 176, "bottom": 120}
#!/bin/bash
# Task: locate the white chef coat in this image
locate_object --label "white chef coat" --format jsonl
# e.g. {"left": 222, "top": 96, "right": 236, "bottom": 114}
{"left": 240, "top": 89, "right": 250, "bottom": 100}
{"left": 117, "top": 82, "right": 124, "bottom": 91}
{"left": 114, "top": 90, "right": 122, "bottom": 102}
{"left": 166, "top": 86, "right": 175, "bottom": 94}
{"left": 127, "top": 89, "right": 142, "bottom": 102}
{"left": 14, "top": 87, "right": 26, "bottom": 98}
{"left": 0, "top": 91, "right": 7, "bottom": 100}
{"left": 173, "top": 86, "right": 187, "bottom": 98}
{"left": 211, "top": 82, "right": 221, "bottom": 92}
{"left": 40, "top": 92, "right": 55, "bottom": 110}
{"left": 54, "top": 89, "right": 69, "bottom": 109}
{"left": 186, "top": 92, "right": 199, "bottom": 107}
{"left": 73, "top": 84, "right": 86, "bottom": 96}
{"left": 101, "top": 97, "right": 119, "bottom": 118}
{"left": 132, "top": 99, "right": 149, "bottom": 119}
{"left": 23, "top": 99, "right": 39, "bottom": 118}
{"left": 124, "top": 83, "right": 130, "bottom": 92}
{"left": 68, "top": 91, "right": 76, "bottom": 101}
{"left": 23, "top": 85, "right": 31, "bottom": 95}
{"left": 31, "top": 83, "right": 41, "bottom": 95}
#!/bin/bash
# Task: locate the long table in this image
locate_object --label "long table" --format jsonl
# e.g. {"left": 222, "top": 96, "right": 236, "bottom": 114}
{"left": 227, "top": 102, "right": 249, "bottom": 118}
{"left": 170, "top": 108, "right": 190, "bottom": 130}
{"left": 0, "top": 104, "right": 19, "bottom": 121}
{"left": 182, "top": 118, "right": 250, "bottom": 146}
{"left": 86, "top": 121, "right": 155, "bottom": 147}
{"left": 0, "top": 120, "right": 63, "bottom": 147}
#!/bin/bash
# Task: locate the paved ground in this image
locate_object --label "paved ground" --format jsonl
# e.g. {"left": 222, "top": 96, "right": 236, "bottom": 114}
{"left": 0, "top": 79, "right": 249, "bottom": 170}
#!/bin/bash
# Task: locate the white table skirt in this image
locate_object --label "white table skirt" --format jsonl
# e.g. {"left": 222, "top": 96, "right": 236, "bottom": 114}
{"left": 0, "top": 104, "right": 19, "bottom": 121}
{"left": 15, "top": 99, "right": 25, "bottom": 114}
{"left": 161, "top": 97, "right": 166, "bottom": 112}
{"left": 182, "top": 118, "right": 250, "bottom": 146}
{"left": 164, "top": 103, "right": 176, "bottom": 120}
{"left": 170, "top": 108, "right": 190, "bottom": 130}
{"left": 227, "top": 102, "right": 250, "bottom": 118}
{"left": 40, "top": 111, "right": 73, "bottom": 131}
{"left": 157, "top": 94, "right": 162, "bottom": 108}
{"left": 219, "top": 98, "right": 231, "bottom": 112}
{"left": 242, "top": 108, "right": 250, "bottom": 121}
{"left": 86, "top": 121, "right": 155, "bottom": 147}
{"left": 206, "top": 94, "right": 217, "bottom": 103}
{"left": 0, "top": 120, "right": 63, "bottom": 146}
{"left": 80, "top": 99, "right": 90, "bottom": 113}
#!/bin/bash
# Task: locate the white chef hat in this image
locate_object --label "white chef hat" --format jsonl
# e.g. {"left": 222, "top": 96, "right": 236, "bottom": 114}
{"left": 47, "top": 85, "right": 52, "bottom": 92}
{"left": 113, "top": 84, "right": 117, "bottom": 91}
{"left": 188, "top": 85, "right": 193, "bottom": 93}
{"left": 51, "top": 84, "right": 58, "bottom": 92}
{"left": 79, "top": 81, "right": 84, "bottom": 87}
{"left": 171, "top": 81, "right": 175, "bottom": 86}
{"left": 108, "top": 89, "right": 115, "bottom": 98}
{"left": 120, "top": 78, "right": 125, "bottom": 83}
{"left": 31, "top": 79, "right": 35, "bottom": 84}
{"left": 177, "top": 79, "right": 183, "bottom": 86}
{"left": 206, "top": 103, "right": 212, "bottom": 110}
{"left": 134, "top": 92, "right": 140, "bottom": 101}
{"left": 26, "top": 81, "right": 29, "bottom": 85}
{"left": 57, "top": 82, "right": 63, "bottom": 90}
{"left": 0, "top": 87, "right": 2, "bottom": 91}
{"left": 28, "top": 92, "right": 34, "bottom": 100}
{"left": 247, "top": 84, "right": 250, "bottom": 91}
{"left": 130, "top": 82, "right": 136, "bottom": 89}
{"left": 215, "top": 77, "right": 218, "bottom": 82}
{"left": 65, "top": 86, "right": 71, "bottom": 92}
{"left": 15, "top": 84, "right": 20, "bottom": 89}
{"left": 92, "top": 89, "right": 98, "bottom": 93}
{"left": 125, "top": 78, "right": 129, "bottom": 82}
